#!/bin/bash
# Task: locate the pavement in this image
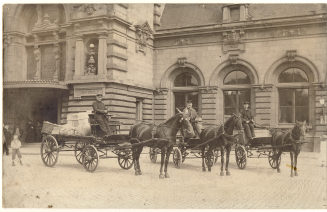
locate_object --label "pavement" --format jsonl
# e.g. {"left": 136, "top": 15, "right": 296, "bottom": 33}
{"left": 2, "top": 143, "right": 327, "bottom": 209}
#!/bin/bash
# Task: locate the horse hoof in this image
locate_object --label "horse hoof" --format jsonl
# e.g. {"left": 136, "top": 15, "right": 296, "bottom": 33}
{"left": 138, "top": 171, "right": 142, "bottom": 175}
{"left": 220, "top": 172, "right": 224, "bottom": 176}
{"left": 165, "top": 173, "right": 170, "bottom": 178}
{"left": 135, "top": 172, "right": 139, "bottom": 176}
{"left": 295, "top": 172, "right": 298, "bottom": 176}
{"left": 226, "top": 171, "right": 231, "bottom": 176}
{"left": 290, "top": 174, "right": 294, "bottom": 177}
{"left": 202, "top": 168, "right": 206, "bottom": 172}
{"left": 277, "top": 169, "right": 281, "bottom": 173}
{"left": 159, "top": 174, "right": 165, "bottom": 179}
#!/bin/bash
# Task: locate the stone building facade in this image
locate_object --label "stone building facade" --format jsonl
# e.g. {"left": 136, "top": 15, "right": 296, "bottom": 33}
{"left": 3, "top": 4, "right": 327, "bottom": 151}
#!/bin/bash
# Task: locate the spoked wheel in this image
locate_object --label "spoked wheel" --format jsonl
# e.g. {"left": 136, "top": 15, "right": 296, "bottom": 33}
{"left": 40, "top": 135, "right": 59, "bottom": 167}
{"left": 204, "top": 151, "right": 215, "bottom": 167}
{"left": 235, "top": 145, "right": 247, "bottom": 169}
{"left": 173, "top": 148, "right": 182, "bottom": 168}
{"left": 74, "top": 141, "right": 88, "bottom": 164}
{"left": 149, "top": 147, "right": 158, "bottom": 163}
{"left": 268, "top": 151, "right": 281, "bottom": 169}
{"left": 118, "top": 150, "right": 134, "bottom": 170}
{"left": 82, "top": 145, "right": 99, "bottom": 172}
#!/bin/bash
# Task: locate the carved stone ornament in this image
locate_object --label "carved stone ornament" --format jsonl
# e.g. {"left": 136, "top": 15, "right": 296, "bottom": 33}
{"left": 84, "top": 4, "right": 96, "bottom": 15}
{"left": 154, "top": 88, "right": 168, "bottom": 95}
{"left": 135, "top": 22, "right": 153, "bottom": 54}
{"left": 228, "top": 54, "right": 239, "bottom": 64}
{"left": 177, "top": 57, "right": 187, "bottom": 67}
{"left": 32, "top": 13, "right": 59, "bottom": 32}
{"left": 222, "top": 29, "right": 245, "bottom": 53}
{"left": 85, "top": 43, "right": 97, "bottom": 75}
{"left": 286, "top": 50, "right": 297, "bottom": 62}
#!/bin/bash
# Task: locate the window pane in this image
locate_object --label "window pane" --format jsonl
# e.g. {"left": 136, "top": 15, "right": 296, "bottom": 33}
{"left": 230, "top": 7, "right": 240, "bottom": 22}
{"left": 174, "top": 93, "right": 186, "bottom": 112}
{"left": 224, "top": 90, "right": 237, "bottom": 108}
{"left": 279, "top": 107, "right": 293, "bottom": 123}
{"left": 237, "top": 71, "right": 251, "bottom": 84}
{"left": 279, "top": 68, "right": 308, "bottom": 83}
{"left": 174, "top": 73, "right": 199, "bottom": 87}
{"left": 279, "top": 89, "right": 293, "bottom": 106}
{"left": 224, "top": 71, "right": 250, "bottom": 85}
{"left": 295, "top": 89, "right": 309, "bottom": 106}
{"left": 295, "top": 107, "right": 309, "bottom": 122}
{"left": 238, "top": 90, "right": 251, "bottom": 112}
{"left": 293, "top": 68, "right": 308, "bottom": 82}
{"left": 278, "top": 69, "right": 293, "bottom": 83}
{"left": 224, "top": 71, "right": 238, "bottom": 85}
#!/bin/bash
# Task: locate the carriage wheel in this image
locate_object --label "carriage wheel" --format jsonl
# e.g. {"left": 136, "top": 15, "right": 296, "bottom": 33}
{"left": 40, "top": 135, "right": 59, "bottom": 167}
{"left": 268, "top": 151, "right": 281, "bottom": 169}
{"left": 235, "top": 145, "right": 247, "bottom": 169}
{"left": 118, "top": 150, "right": 134, "bottom": 170}
{"left": 149, "top": 147, "right": 157, "bottom": 163}
{"left": 173, "top": 148, "right": 182, "bottom": 168}
{"left": 181, "top": 150, "right": 187, "bottom": 163}
{"left": 74, "top": 141, "right": 88, "bottom": 165}
{"left": 82, "top": 145, "right": 99, "bottom": 172}
{"left": 205, "top": 150, "right": 215, "bottom": 167}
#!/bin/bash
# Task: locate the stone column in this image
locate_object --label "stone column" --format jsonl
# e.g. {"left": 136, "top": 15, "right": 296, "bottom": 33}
{"left": 97, "top": 34, "right": 107, "bottom": 77}
{"left": 199, "top": 86, "right": 218, "bottom": 125}
{"left": 33, "top": 46, "right": 41, "bottom": 80}
{"left": 53, "top": 43, "right": 60, "bottom": 80}
{"left": 74, "top": 37, "right": 84, "bottom": 78}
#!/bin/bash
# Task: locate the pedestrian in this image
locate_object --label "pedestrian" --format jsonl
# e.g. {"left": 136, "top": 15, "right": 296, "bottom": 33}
{"left": 11, "top": 134, "right": 23, "bottom": 166}
{"left": 3, "top": 124, "right": 10, "bottom": 155}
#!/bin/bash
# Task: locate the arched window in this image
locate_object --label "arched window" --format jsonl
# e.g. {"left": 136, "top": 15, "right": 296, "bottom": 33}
{"left": 223, "top": 70, "right": 251, "bottom": 115}
{"left": 173, "top": 69, "right": 200, "bottom": 112}
{"left": 278, "top": 67, "right": 309, "bottom": 123}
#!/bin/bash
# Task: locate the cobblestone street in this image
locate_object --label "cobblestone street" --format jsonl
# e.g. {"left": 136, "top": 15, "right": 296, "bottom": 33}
{"left": 2, "top": 144, "right": 327, "bottom": 209}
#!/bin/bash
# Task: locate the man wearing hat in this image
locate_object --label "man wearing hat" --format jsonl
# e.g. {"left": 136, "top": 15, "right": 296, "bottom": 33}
{"left": 92, "top": 94, "right": 112, "bottom": 136}
{"left": 240, "top": 101, "right": 255, "bottom": 142}
{"left": 183, "top": 100, "right": 199, "bottom": 137}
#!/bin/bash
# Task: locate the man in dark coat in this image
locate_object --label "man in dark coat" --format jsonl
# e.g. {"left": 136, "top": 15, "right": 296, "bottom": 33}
{"left": 240, "top": 101, "right": 256, "bottom": 141}
{"left": 92, "top": 94, "right": 112, "bottom": 136}
{"left": 183, "top": 100, "right": 199, "bottom": 137}
{"left": 3, "top": 125, "right": 11, "bottom": 155}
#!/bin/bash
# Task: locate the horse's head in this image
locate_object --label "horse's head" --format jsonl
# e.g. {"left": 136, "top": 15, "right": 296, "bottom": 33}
{"left": 225, "top": 113, "right": 243, "bottom": 134}
{"left": 194, "top": 116, "right": 204, "bottom": 134}
{"left": 294, "top": 120, "right": 307, "bottom": 140}
{"left": 175, "top": 113, "right": 195, "bottom": 138}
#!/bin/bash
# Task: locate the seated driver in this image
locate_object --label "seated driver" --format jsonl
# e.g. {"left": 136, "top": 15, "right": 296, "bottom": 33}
{"left": 182, "top": 100, "right": 199, "bottom": 138}
{"left": 240, "top": 101, "right": 256, "bottom": 142}
{"left": 92, "top": 94, "right": 113, "bottom": 136}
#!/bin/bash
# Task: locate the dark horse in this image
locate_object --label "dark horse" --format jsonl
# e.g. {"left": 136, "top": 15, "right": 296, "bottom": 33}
{"left": 199, "top": 114, "right": 243, "bottom": 176}
{"left": 271, "top": 121, "right": 307, "bottom": 177}
{"left": 129, "top": 113, "right": 195, "bottom": 178}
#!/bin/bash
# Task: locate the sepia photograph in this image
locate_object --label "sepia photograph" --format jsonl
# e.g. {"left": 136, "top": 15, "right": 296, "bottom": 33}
{"left": 2, "top": 1, "right": 327, "bottom": 209}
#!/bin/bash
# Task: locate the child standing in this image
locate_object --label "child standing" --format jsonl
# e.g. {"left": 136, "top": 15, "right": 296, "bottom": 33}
{"left": 11, "top": 134, "right": 23, "bottom": 166}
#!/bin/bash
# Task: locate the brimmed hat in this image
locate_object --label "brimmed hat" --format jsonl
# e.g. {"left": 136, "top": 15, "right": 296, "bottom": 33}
{"left": 96, "top": 94, "right": 103, "bottom": 97}
{"left": 186, "top": 100, "right": 193, "bottom": 104}
{"left": 243, "top": 101, "right": 250, "bottom": 105}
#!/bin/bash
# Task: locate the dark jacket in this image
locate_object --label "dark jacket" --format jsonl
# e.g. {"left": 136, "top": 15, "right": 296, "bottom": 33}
{"left": 240, "top": 109, "right": 253, "bottom": 123}
{"left": 92, "top": 101, "right": 107, "bottom": 115}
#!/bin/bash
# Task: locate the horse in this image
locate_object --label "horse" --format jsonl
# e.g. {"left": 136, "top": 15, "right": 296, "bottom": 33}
{"left": 199, "top": 114, "right": 243, "bottom": 176}
{"left": 129, "top": 112, "right": 195, "bottom": 178}
{"left": 270, "top": 121, "right": 307, "bottom": 177}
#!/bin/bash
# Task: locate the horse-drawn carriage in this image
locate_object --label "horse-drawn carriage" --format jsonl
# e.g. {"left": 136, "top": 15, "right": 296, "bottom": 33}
{"left": 40, "top": 112, "right": 134, "bottom": 172}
